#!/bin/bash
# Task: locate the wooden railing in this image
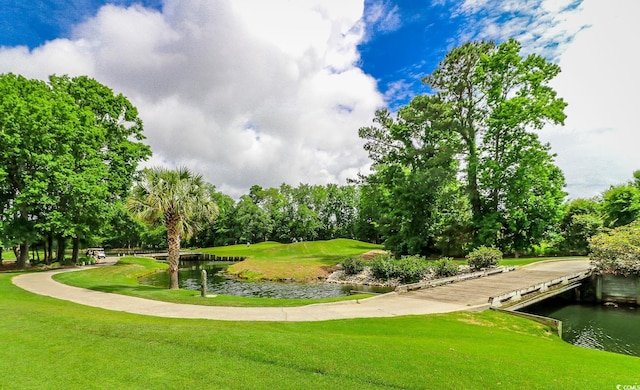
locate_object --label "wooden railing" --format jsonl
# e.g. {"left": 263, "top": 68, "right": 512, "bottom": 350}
{"left": 488, "top": 269, "right": 593, "bottom": 308}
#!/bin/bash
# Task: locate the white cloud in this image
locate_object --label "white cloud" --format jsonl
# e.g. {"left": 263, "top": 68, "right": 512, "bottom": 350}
{"left": 0, "top": 0, "right": 384, "bottom": 198}
{"left": 363, "top": 0, "right": 402, "bottom": 38}
{"left": 456, "top": 0, "right": 585, "bottom": 61}
{"left": 540, "top": 0, "right": 640, "bottom": 199}
{"left": 453, "top": 0, "right": 640, "bottom": 199}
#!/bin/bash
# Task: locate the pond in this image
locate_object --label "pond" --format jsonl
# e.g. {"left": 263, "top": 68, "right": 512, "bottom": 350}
{"left": 522, "top": 297, "right": 640, "bottom": 357}
{"left": 138, "top": 261, "right": 394, "bottom": 299}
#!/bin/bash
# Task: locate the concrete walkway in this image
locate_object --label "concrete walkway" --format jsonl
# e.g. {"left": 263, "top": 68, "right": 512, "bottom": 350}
{"left": 12, "top": 258, "right": 592, "bottom": 322}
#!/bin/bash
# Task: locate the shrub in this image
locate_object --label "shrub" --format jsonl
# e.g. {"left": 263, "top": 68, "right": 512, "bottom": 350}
{"left": 432, "top": 257, "right": 460, "bottom": 278}
{"left": 76, "top": 256, "right": 96, "bottom": 266}
{"left": 396, "top": 255, "right": 429, "bottom": 283}
{"left": 466, "top": 246, "right": 502, "bottom": 270}
{"left": 370, "top": 254, "right": 399, "bottom": 280}
{"left": 342, "top": 257, "right": 364, "bottom": 275}
{"left": 589, "top": 221, "right": 640, "bottom": 276}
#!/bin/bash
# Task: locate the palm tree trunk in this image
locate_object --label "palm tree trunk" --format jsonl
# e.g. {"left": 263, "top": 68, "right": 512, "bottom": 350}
{"left": 166, "top": 216, "right": 181, "bottom": 290}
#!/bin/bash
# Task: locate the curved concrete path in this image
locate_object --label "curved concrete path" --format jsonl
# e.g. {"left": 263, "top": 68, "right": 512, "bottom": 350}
{"left": 12, "top": 258, "right": 592, "bottom": 322}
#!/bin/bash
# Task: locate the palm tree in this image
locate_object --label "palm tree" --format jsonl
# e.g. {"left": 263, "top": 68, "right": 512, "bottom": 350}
{"left": 127, "top": 166, "right": 219, "bottom": 289}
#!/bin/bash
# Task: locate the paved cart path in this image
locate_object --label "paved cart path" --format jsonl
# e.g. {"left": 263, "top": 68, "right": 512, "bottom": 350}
{"left": 12, "top": 258, "right": 591, "bottom": 322}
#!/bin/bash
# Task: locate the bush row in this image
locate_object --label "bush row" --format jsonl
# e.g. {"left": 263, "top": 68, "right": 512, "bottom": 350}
{"left": 342, "top": 247, "right": 504, "bottom": 284}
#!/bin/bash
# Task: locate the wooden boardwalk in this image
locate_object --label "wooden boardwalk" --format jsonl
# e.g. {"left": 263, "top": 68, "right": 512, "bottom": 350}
{"left": 400, "top": 259, "right": 592, "bottom": 309}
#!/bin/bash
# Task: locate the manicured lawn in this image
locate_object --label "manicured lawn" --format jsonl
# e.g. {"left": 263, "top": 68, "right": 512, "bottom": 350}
{"left": 499, "top": 256, "right": 589, "bottom": 267}
{"left": 438, "top": 256, "right": 588, "bottom": 267}
{"left": 1, "top": 250, "right": 16, "bottom": 261}
{"left": 54, "top": 256, "right": 371, "bottom": 307}
{"left": 204, "top": 239, "right": 383, "bottom": 281}
{"left": 2, "top": 270, "right": 639, "bottom": 389}
{"left": 208, "top": 239, "right": 585, "bottom": 280}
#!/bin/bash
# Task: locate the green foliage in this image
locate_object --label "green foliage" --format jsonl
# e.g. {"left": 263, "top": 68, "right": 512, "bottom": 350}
{"left": 0, "top": 73, "right": 150, "bottom": 266}
{"left": 396, "top": 255, "right": 430, "bottom": 283}
{"left": 589, "top": 221, "right": 640, "bottom": 276}
{"left": 358, "top": 97, "right": 463, "bottom": 256}
{"left": 341, "top": 257, "right": 364, "bottom": 275}
{"left": 77, "top": 256, "right": 96, "bottom": 265}
{"left": 196, "top": 183, "right": 361, "bottom": 246}
{"left": 428, "top": 39, "right": 566, "bottom": 254}
{"left": 601, "top": 184, "right": 640, "bottom": 228}
{"left": 370, "top": 254, "right": 400, "bottom": 280}
{"left": 633, "top": 169, "right": 640, "bottom": 188}
{"left": 557, "top": 198, "right": 604, "bottom": 255}
{"left": 432, "top": 257, "right": 460, "bottom": 278}
{"left": 466, "top": 246, "right": 502, "bottom": 270}
{"left": 357, "top": 39, "right": 567, "bottom": 257}
{"left": 370, "top": 254, "right": 430, "bottom": 283}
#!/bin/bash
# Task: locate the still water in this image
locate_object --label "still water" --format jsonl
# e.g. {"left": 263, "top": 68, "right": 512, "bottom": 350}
{"left": 522, "top": 298, "right": 640, "bottom": 357}
{"left": 139, "top": 261, "right": 393, "bottom": 299}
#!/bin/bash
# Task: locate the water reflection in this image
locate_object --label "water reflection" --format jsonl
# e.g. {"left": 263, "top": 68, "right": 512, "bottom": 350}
{"left": 522, "top": 298, "right": 640, "bottom": 357}
{"left": 139, "top": 261, "right": 393, "bottom": 299}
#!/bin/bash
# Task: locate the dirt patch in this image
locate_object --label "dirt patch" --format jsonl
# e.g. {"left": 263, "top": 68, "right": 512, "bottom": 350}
{"left": 359, "top": 249, "right": 388, "bottom": 261}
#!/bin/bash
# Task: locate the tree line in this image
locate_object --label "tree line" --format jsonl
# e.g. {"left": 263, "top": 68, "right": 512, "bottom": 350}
{"left": 109, "top": 169, "right": 640, "bottom": 260}
{"left": 3, "top": 39, "right": 640, "bottom": 269}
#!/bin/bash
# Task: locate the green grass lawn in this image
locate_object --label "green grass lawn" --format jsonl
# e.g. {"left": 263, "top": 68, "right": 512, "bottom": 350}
{"left": 203, "top": 239, "right": 383, "bottom": 281}
{"left": 202, "top": 240, "right": 586, "bottom": 281}
{"left": 2, "top": 270, "right": 639, "bottom": 389}
{"left": 499, "top": 256, "right": 589, "bottom": 267}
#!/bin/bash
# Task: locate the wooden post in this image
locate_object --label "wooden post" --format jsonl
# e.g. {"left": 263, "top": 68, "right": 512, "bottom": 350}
{"left": 201, "top": 269, "right": 207, "bottom": 297}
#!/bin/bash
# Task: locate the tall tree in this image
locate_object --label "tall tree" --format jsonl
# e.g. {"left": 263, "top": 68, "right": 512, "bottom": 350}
{"left": 358, "top": 95, "right": 461, "bottom": 255}
{"left": 601, "top": 184, "right": 640, "bottom": 228}
{"left": 234, "top": 194, "right": 273, "bottom": 243}
{"left": 0, "top": 73, "right": 150, "bottom": 267}
{"left": 127, "top": 167, "right": 219, "bottom": 289}
{"left": 0, "top": 74, "right": 61, "bottom": 267}
{"left": 46, "top": 75, "right": 150, "bottom": 263}
{"left": 422, "top": 39, "right": 567, "bottom": 252}
{"left": 558, "top": 198, "right": 603, "bottom": 255}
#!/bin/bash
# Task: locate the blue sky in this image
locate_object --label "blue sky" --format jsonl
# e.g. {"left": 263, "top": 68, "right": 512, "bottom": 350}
{"left": 0, "top": 0, "right": 638, "bottom": 199}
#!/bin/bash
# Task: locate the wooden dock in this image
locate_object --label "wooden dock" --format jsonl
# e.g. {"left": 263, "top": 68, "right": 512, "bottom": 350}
{"left": 399, "top": 259, "right": 593, "bottom": 309}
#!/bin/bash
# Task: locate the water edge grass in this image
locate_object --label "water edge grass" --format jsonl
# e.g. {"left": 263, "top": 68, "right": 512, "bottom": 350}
{"left": 53, "top": 256, "right": 372, "bottom": 307}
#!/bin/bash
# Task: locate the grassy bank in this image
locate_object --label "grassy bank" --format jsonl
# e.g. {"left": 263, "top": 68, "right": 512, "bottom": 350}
{"left": 3, "top": 271, "right": 639, "bottom": 389}
{"left": 54, "top": 256, "right": 370, "bottom": 307}
{"left": 204, "top": 239, "right": 383, "bottom": 281}
{"left": 202, "top": 239, "right": 583, "bottom": 281}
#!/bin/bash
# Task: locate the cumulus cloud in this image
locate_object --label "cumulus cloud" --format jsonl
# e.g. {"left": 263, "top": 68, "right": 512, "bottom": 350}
{"left": 451, "top": 0, "right": 640, "bottom": 199}
{"left": 539, "top": 0, "right": 640, "bottom": 199}
{"left": 0, "top": 0, "right": 384, "bottom": 197}
{"left": 363, "top": 0, "right": 402, "bottom": 39}
{"left": 456, "top": 0, "right": 585, "bottom": 61}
